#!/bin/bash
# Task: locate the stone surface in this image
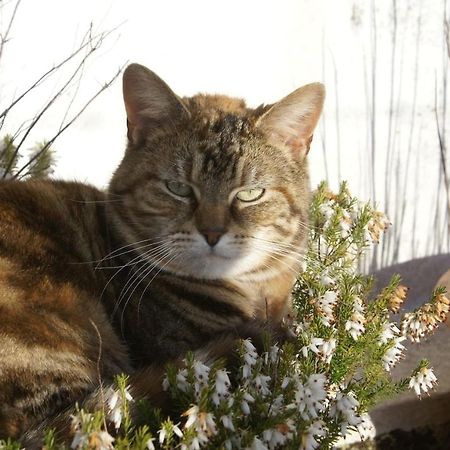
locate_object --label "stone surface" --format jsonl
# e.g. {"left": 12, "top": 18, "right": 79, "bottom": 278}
{"left": 362, "top": 254, "right": 450, "bottom": 446}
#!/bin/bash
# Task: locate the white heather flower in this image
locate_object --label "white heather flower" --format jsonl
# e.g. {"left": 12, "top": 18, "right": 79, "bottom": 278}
{"left": 243, "top": 339, "right": 258, "bottom": 364}
{"left": 268, "top": 394, "right": 285, "bottom": 416}
{"left": 379, "top": 322, "right": 401, "bottom": 345}
{"left": 183, "top": 405, "right": 217, "bottom": 449}
{"left": 345, "top": 302, "right": 366, "bottom": 340}
{"left": 300, "top": 420, "right": 327, "bottom": 450}
{"left": 329, "top": 391, "right": 364, "bottom": 436}
{"left": 262, "top": 424, "right": 294, "bottom": 450}
{"left": 220, "top": 415, "right": 235, "bottom": 431}
{"left": 339, "top": 210, "right": 352, "bottom": 238}
{"left": 184, "top": 406, "right": 217, "bottom": 434}
{"left": 176, "top": 368, "right": 189, "bottom": 392}
{"left": 158, "top": 423, "right": 183, "bottom": 445}
{"left": 320, "top": 200, "right": 335, "bottom": 222}
{"left": 71, "top": 431, "right": 88, "bottom": 449}
{"left": 281, "top": 377, "right": 291, "bottom": 389}
{"left": 382, "top": 336, "right": 406, "bottom": 371}
{"left": 401, "top": 312, "right": 430, "bottom": 342}
{"left": 193, "top": 361, "right": 210, "bottom": 382}
{"left": 162, "top": 375, "right": 170, "bottom": 391}
{"left": 409, "top": 366, "right": 438, "bottom": 397}
{"left": 173, "top": 423, "right": 184, "bottom": 438}
{"left": 212, "top": 369, "right": 231, "bottom": 405}
{"left": 241, "top": 400, "right": 251, "bottom": 415}
{"left": 315, "top": 290, "right": 337, "bottom": 326}
{"left": 193, "top": 361, "right": 210, "bottom": 396}
{"left": 242, "top": 339, "right": 258, "bottom": 379}
{"left": 254, "top": 374, "right": 271, "bottom": 396}
{"left": 269, "top": 344, "right": 279, "bottom": 363}
{"left": 87, "top": 431, "right": 115, "bottom": 450}
{"left": 292, "top": 374, "right": 327, "bottom": 420}
{"left": 146, "top": 437, "right": 156, "bottom": 450}
{"left": 106, "top": 385, "right": 133, "bottom": 430}
{"left": 158, "top": 428, "right": 167, "bottom": 445}
{"left": 320, "top": 273, "right": 335, "bottom": 286}
{"left": 247, "top": 437, "right": 269, "bottom": 450}
{"left": 356, "top": 413, "right": 376, "bottom": 441}
{"left": 243, "top": 392, "right": 255, "bottom": 403}
{"left": 301, "top": 337, "right": 336, "bottom": 364}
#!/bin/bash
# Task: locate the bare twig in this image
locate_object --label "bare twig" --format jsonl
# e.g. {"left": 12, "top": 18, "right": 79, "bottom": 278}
{"left": 14, "top": 66, "right": 124, "bottom": 180}
{"left": 0, "top": 0, "right": 22, "bottom": 63}
{"left": 0, "top": 24, "right": 119, "bottom": 123}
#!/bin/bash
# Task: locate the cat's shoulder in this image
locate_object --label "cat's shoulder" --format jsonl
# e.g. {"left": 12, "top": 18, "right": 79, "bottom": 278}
{"left": 0, "top": 179, "right": 106, "bottom": 227}
{"left": 0, "top": 179, "right": 104, "bottom": 206}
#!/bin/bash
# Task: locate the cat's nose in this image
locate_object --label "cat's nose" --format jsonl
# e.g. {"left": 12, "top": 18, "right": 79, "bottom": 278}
{"left": 200, "top": 229, "right": 225, "bottom": 247}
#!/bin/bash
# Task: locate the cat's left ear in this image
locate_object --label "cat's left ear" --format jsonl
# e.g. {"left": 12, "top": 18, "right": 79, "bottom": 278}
{"left": 256, "top": 83, "right": 325, "bottom": 160}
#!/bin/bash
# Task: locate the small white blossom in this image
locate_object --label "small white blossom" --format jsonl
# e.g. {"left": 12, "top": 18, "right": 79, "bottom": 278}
{"left": 193, "top": 361, "right": 210, "bottom": 396}
{"left": 242, "top": 339, "right": 258, "bottom": 379}
{"left": 241, "top": 400, "right": 251, "bottom": 415}
{"left": 106, "top": 385, "right": 133, "bottom": 430}
{"left": 382, "top": 336, "right": 406, "bottom": 371}
{"left": 88, "top": 431, "right": 115, "bottom": 450}
{"left": 379, "top": 322, "right": 401, "bottom": 344}
{"left": 247, "top": 437, "right": 269, "bottom": 450}
{"left": 292, "top": 374, "right": 327, "bottom": 420}
{"left": 315, "top": 290, "right": 338, "bottom": 326}
{"left": 409, "top": 366, "right": 437, "bottom": 397}
{"left": 300, "top": 420, "right": 327, "bottom": 450}
{"left": 254, "top": 374, "right": 271, "bottom": 396}
{"left": 176, "top": 369, "right": 189, "bottom": 392}
{"left": 355, "top": 413, "right": 376, "bottom": 441}
{"left": 301, "top": 337, "right": 336, "bottom": 364}
{"left": 71, "top": 430, "right": 88, "bottom": 449}
{"left": 146, "top": 437, "right": 156, "bottom": 450}
{"left": 262, "top": 423, "right": 294, "bottom": 450}
{"left": 212, "top": 369, "right": 231, "bottom": 405}
{"left": 220, "top": 415, "right": 235, "bottom": 431}
{"left": 345, "top": 296, "right": 366, "bottom": 340}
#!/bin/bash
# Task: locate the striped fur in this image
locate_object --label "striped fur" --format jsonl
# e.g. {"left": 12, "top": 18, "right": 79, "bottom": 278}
{"left": 0, "top": 64, "right": 324, "bottom": 445}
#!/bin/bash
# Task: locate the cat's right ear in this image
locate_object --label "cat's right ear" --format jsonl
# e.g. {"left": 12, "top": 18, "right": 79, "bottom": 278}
{"left": 122, "top": 63, "right": 190, "bottom": 145}
{"left": 256, "top": 82, "right": 325, "bottom": 161}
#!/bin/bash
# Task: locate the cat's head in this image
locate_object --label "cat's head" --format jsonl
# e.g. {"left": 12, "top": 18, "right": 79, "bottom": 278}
{"left": 108, "top": 63, "right": 324, "bottom": 280}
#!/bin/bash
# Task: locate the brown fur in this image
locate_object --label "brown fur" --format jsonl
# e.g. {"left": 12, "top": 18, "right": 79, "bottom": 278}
{"left": 0, "top": 63, "right": 324, "bottom": 446}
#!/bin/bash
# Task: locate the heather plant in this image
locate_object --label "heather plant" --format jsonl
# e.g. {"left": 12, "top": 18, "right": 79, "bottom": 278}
{"left": 2, "top": 181, "right": 446, "bottom": 450}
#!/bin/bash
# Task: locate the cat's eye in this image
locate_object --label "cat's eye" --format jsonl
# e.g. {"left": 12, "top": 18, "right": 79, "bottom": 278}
{"left": 166, "top": 181, "right": 193, "bottom": 197}
{"left": 236, "top": 188, "right": 265, "bottom": 202}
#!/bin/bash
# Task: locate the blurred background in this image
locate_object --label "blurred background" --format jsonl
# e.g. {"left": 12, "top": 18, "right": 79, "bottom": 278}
{"left": 0, "top": 0, "right": 449, "bottom": 271}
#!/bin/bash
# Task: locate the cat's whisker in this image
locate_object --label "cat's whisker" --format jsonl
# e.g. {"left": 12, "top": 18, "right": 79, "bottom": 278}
{"left": 103, "top": 241, "right": 174, "bottom": 310}
{"left": 250, "top": 245, "right": 300, "bottom": 275}
{"left": 112, "top": 244, "right": 175, "bottom": 318}
{"left": 95, "top": 239, "right": 174, "bottom": 269}
{"left": 88, "top": 236, "right": 171, "bottom": 267}
{"left": 119, "top": 249, "right": 179, "bottom": 335}
{"left": 249, "top": 236, "right": 320, "bottom": 270}
{"left": 135, "top": 251, "right": 182, "bottom": 324}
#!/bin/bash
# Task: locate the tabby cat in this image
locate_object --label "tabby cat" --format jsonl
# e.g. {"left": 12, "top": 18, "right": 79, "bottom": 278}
{"left": 0, "top": 63, "right": 324, "bottom": 446}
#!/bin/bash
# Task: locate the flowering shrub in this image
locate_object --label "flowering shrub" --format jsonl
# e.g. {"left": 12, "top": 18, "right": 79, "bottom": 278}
{"left": 1, "top": 182, "right": 448, "bottom": 450}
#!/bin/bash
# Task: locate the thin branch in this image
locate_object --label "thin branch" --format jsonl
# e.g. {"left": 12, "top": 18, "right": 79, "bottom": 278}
{"left": 14, "top": 66, "right": 124, "bottom": 180}
{"left": 0, "top": 0, "right": 22, "bottom": 63}
{"left": 0, "top": 24, "right": 120, "bottom": 122}
{"left": 1, "top": 27, "right": 118, "bottom": 178}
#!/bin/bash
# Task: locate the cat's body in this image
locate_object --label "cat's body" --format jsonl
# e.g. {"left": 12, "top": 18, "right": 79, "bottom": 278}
{"left": 0, "top": 64, "right": 324, "bottom": 445}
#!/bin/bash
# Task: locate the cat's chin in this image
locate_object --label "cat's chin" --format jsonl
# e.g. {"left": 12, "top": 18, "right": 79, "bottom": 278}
{"left": 168, "top": 251, "right": 262, "bottom": 280}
